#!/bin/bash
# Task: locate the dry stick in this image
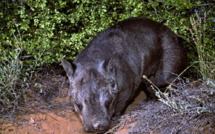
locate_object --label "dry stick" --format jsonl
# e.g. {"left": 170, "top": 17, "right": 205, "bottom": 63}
{"left": 142, "top": 62, "right": 195, "bottom": 112}
{"left": 170, "top": 62, "right": 195, "bottom": 86}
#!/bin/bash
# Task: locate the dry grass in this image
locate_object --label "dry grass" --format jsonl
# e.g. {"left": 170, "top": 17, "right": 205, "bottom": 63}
{"left": 106, "top": 78, "right": 215, "bottom": 134}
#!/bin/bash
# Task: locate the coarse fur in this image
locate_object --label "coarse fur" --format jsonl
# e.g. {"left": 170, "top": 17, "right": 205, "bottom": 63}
{"left": 61, "top": 17, "right": 187, "bottom": 133}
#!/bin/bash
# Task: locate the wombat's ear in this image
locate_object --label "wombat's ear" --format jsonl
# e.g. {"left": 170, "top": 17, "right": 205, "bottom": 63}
{"left": 61, "top": 58, "right": 76, "bottom": 80}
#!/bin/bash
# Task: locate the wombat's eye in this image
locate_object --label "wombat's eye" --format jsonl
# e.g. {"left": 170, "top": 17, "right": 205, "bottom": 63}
{"left": 105, "top": 100, "right": 111, "bottom": 108}
{"left": 111, "top": 82, "right": 115, "bottom": 88}
{"left": 74, "top": 101, "right": 83, "bottom": 111}
{"left": 104, "top": 97, "right": 112, "bottom": 108}
{"left": 107, "top": 79, "right": 116, "bottom": 88}
{"left": 108, "top": 79, "right": 118, "bottom": 93}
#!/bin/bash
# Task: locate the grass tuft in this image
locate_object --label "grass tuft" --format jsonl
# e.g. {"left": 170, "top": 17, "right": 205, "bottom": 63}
{"left": 0, "top": 29, "right": 24, "bottom": 116}
{"left": 185, "top": 12, "right": 215, "bottom": 80}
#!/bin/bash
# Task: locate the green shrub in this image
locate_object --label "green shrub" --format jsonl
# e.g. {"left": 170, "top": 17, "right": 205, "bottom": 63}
{"left": 2, "top": 0, "right": 213, "bottom": 67}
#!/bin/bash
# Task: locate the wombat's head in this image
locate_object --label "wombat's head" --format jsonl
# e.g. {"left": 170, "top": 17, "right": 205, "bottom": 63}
{"left": 61, "top": 57, "right": 119, "bottom": 133}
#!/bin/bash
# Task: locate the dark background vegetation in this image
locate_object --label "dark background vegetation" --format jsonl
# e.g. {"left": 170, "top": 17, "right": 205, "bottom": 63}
{"left": 1, "top": 0, "right": 214, "bottom": 64}
{"left": 0, "top": 0, "right": 214, "bottom": 132}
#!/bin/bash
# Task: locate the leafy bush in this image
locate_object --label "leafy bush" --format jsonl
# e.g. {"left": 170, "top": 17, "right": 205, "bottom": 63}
{"left": 0, "top": 21, "right": 45, "bottom": 115}
{"left": 1, "top": 0, "right": 214, "bottom": 66}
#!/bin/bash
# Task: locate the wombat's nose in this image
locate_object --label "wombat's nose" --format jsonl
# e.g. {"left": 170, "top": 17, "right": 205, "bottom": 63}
{"left": 84, "top": 119, "right": 110, "bottom": 132}
{"left": 93, "top": 121, "right": 100, "bottom": 129}
{"left": 91, "top": 120, "right": 109, "bottom": 132}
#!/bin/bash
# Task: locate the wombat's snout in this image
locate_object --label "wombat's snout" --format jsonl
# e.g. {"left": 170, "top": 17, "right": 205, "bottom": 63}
{"left": 84, "top": 119, "right": 110, "bottom": 133}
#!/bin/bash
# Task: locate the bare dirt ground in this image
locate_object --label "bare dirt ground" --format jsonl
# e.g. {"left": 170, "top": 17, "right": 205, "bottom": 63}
{"left": 0, "top": 69, "right": 215, "bottom": 134}
{"left": 0, "top": 89, "right": 146, "bottom": 134}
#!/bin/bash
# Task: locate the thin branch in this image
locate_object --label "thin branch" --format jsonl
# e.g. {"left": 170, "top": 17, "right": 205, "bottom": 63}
{"left": 149, "top": 0, "right": 160, "bottom": 22}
